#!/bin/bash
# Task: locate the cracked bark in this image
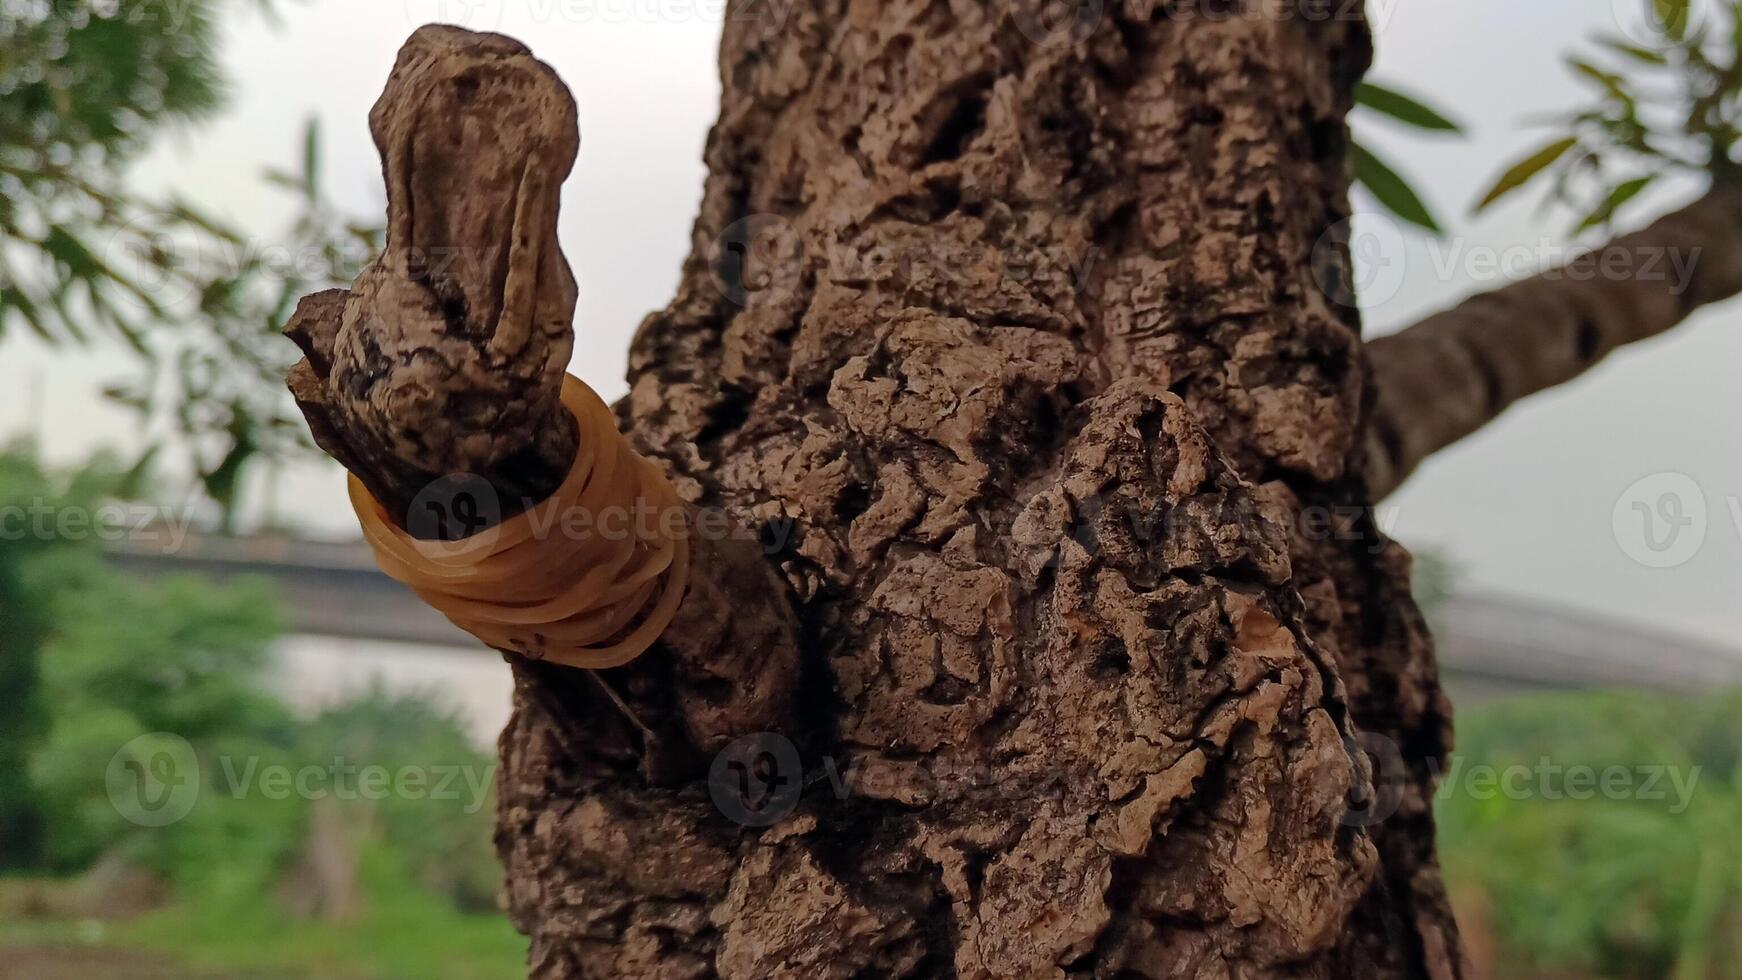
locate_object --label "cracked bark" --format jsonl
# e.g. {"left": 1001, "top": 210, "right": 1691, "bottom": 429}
{"left": 1363, "top": 183, "right": 1742, "bottom": 498}
{"left": 292, "top": 8, "right": 1470, "bottom": 978}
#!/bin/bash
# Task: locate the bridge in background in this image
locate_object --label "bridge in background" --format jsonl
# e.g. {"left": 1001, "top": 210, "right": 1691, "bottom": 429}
{"left": 108, "top": 530, "right": 1742, "bottom": 706}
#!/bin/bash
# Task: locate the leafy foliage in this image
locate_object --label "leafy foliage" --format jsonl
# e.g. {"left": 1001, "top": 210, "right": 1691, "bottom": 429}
{"left": 1352, "top": 142, "right": 1444, "bottom": 234}
{"left": 0, "top": 448, "right": 510, "bottom": 972}
{"left": 0, "top": 448, "right": 96, "bottom": 867}
{"left": 1441, "top": 690, "right": 1742, "bottom": 978}
{"left": 0, "top": 2, "right": 379, "bottom": 524}
{"left": 0, "top": 447, "right": 291, "bottom": 872}
{"left": 292, "top": 685, "right": 503, "bottom": 912}
{"left": 1350, "top": 80, "right": 1465, "bottom": 233}
{"left": 1474, "top": 0, "right": 1742, "bottom": 233}
{"left": 1357, "top": 81, "right": 1465, "bottom": 133}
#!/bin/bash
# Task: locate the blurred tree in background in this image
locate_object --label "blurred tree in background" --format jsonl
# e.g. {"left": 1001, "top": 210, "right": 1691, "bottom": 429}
{"left": 0, "top": 0, "right": 378, "bottom": 526}
{"left": 1441, "top": 691, "right": 1742, "bottom": 979}
{"left": 0, "top": 7, "right": 512, "bottom": 975}
{"left": 0, "top": 447, "right": 286, "bottom": 874}
{"left": 0, "top": 445, "right": 518, "bottom": 978}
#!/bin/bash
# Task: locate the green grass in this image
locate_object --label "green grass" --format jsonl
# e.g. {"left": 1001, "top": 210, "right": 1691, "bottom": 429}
{"left": 6, "top": 846, "right": 527, "bottom": 980}
{"left": 1438, "top": 689, "right": 1742, "bottom": 979}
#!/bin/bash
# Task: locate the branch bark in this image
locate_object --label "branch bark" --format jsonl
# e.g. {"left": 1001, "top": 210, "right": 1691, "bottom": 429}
{"left": 1362, "top": 184, "right": 1742, "bottom": 498}
{"left": 284, "top": 25, "right": 801, "bottom": 764}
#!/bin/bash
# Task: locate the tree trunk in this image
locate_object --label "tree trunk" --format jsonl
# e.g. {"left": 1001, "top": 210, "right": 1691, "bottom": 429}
{"left": 294, "top": 6, "right": 1466, "bottom": 977}
{"left": 499, "top": 3, "right": 1458, "bottom": 976}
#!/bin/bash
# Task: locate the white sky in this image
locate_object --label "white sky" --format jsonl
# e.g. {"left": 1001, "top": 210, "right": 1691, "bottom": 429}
{"left": 1, "top": 0, "right": 1738, "bottom": 648}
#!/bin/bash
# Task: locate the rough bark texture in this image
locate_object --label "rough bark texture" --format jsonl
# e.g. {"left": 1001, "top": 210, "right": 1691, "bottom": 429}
{"left": 293, "top": 8, "right": 1475, "bottom": 978}
{"left": 284, "top": 25, "right": 803, "bottom": 788}
{"left": 286, "top": 25, "right": 580, "bottom": 522}
{"left": 1363, "top": 183, "right": 1742, "bottom": 498}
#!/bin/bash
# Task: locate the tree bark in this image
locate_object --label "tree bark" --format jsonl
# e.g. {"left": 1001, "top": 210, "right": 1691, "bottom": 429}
{"left": 1363, "top": 184, "right": 1742, "bottom": 498}
{"left": 294, "top": 7, "right": 1470, "bottom": 977}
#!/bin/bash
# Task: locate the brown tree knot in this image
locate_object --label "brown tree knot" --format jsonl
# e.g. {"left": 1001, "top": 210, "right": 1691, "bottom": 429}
{"left": 287, "top": 24, "right": 581, "bottom": 523}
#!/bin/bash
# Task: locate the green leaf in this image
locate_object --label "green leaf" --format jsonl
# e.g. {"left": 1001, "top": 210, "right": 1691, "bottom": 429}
{"left": 0, "top": 285, "right": 54, "bottom": 344}
{"left": 302, "top": 119, "right": 321, "bottom": 203}
{"left": 164, "top": 197, "right": 243, "bottom": 243}
{"left": 1567, "top": 58, "right": 1634, "bottom": 104}
{"left": 261, "top": 168, "right": 305, "bottom": 195}
{"left": 42, "top": 227, "right": 100, "bottom": 279}
{"left": 1475, "top": 136, "right": 1580, "bottom": 213}
{"left": 1573, "top": 175, "right": 1655, "bottom": 233}
{"left": 1356, "top": 81, "right": 1464, "bottom": 133}
{"left": 1351, "top": 142, "right": 1443, "bottom": 233}
{"left": 1653, "top": 0, "right": 1690, "bottom": 40}
{"left": 1594, "top": 36, "right": 1668, "bottom": 65}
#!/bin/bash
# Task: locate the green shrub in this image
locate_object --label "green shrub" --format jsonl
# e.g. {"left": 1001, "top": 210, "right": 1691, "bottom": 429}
{"left": 1440, "top": 690, "right": 1742, "bottom": 979}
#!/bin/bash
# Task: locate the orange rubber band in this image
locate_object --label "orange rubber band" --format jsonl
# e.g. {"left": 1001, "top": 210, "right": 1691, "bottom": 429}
{"left": 349, "top": 375, "right": 691, "bottom": 670}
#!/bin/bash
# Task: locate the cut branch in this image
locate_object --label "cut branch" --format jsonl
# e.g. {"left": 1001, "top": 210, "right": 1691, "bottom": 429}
{"left": 1363, "top": 184, "right": 1742, "bottom": 497}
{"left": 285, "top": 25, "right": 801, "bottom": 756}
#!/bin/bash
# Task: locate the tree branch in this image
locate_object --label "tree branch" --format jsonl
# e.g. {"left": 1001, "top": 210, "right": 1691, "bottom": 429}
{"left": 286, "top": 25, "right": 800, "bottom": 755}
{"left": 1362, "top": 184, "right": 1742, "bottom": 498}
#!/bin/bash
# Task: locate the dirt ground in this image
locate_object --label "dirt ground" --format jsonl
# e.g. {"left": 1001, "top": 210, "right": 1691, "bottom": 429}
{"left": 0, "top": 947, "right": 287, "bottom": 979}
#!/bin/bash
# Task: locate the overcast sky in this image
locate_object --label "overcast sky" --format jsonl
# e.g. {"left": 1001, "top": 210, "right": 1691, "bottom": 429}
{"left": 2, "top": 0, "right": 1738, "bottom": 648}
